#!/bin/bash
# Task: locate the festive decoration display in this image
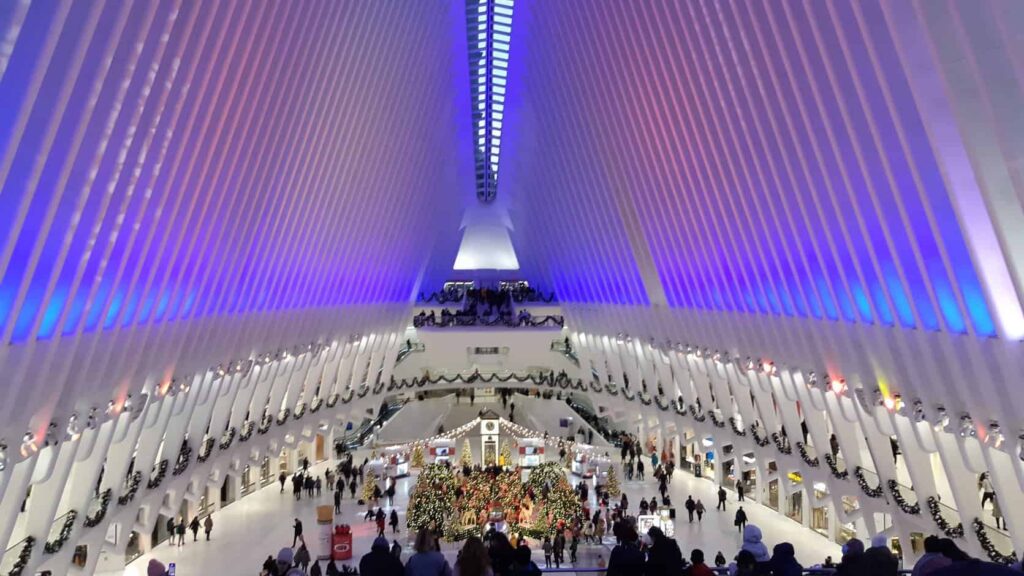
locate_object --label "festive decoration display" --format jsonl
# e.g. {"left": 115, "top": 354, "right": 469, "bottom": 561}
{"left": 824, "top": 453, "right": 849, "bottom": 480}
{"left": 887, "top": 480, "right": 920, "bottom": 515}
{"left": 707, "top": 410, "right": 726, "bottom": 428}
{"left": 926, "top": 496, "right": 964, "bottom": 538}
{"left": 219, "top": 427, "right": 237, "bottom": 450}
{"left": 407, "top": 464, "right": 457, "bottom": 534}
{"left": 749, "top": 423, "right": 769, "bottom": 447}
{"left": 413, "top": 313, "right": 564, "bottom": 329}
{"left": 197, "top": 437, "right": 215, "bottom": 463}
{"left": 147, "top": 460, "right": 169, "bottom": 489}
{"left": 772, "top": 432, "right": 792, "bottom": 455}
{"left": 8, "top": 536, "right": 35, "bottom": 576}
{"left": 795, "top": 442, "right": 819, "bottom": 467}
{"left": 362, "top": 470, "right": 379, "bottom": 503}
{"left": 239, "top": 420, "right": 255, "bottom": 442}
{"left": 276, "top": 408, "right": 291, "bottom": 426}
{"left": 729, "top": 417, "right": 747, "bottom": 436}
{"left": 604, "top": 464, "right": 621, "bottom": 498}
{"left": 44, "top": 510, "right": 78, "bottom": 554}
{"left": 460, "top": 439, "right": 474, "bottom": 468}
{"left": 84, "top": 490, "right": 112, "bottom": 528}
{"left": 173, "top": 441, "right": 193, "bottom": 476}
{"left": 853, "top": 466, "right": 883, "bottom": 498}
{"left": 410, "top": 445, "right": 425, "bottom": 468}
{"left": 258, "top": 413, "right": 273, "bottom": 434}
{"left": 408, "top": 462, "right": 581, "bottom": 541}
{"left": 973, "top": 518, "right": 1018, "bottom": 565}
{"left": 119, "top": 472, "right": 143, "bottom": 505}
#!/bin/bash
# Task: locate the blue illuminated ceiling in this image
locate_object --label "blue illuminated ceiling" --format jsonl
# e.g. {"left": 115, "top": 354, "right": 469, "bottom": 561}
{"left": 0, "top": 0, "right": 1022, "bottom": 345}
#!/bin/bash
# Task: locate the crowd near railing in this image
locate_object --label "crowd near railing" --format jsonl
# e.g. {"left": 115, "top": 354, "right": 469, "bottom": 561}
{"left": 413, "top": 309, "right": 564, "bottom": 329}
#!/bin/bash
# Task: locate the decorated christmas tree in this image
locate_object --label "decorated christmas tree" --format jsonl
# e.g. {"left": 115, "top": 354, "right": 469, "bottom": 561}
{"left": 604, "top": 463, "right": 621, "bottom": 497}
{"left": 460, "top": 439, "right": 474, "bottom": 467}
{"left": 407, "top": 464, "right": 457, "bottom": 532}
{"left": 526, "top": 463, "right": 582, "bottom": 536}
{"left": 362, "top": 470, "right": 379, "bottom": 503}
{"left": 411, "top": 445, "right": 425, "bottom": 468}
{"left": 500, "top": 440, "right": 512, "bottom": 467}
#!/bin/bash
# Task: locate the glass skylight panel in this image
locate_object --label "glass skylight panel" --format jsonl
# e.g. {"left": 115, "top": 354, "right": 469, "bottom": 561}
{"left": 465, "top": 0, "right": 513, "bottom": 203}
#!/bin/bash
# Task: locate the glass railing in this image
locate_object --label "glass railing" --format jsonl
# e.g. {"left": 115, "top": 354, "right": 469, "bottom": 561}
{"left": 0, "top": 536, "right": 35, "bottom": 575}
{"left": 550, "top": 339, "right": 580, "bottom": 367}
{"left": 395, "top": 341, "right": 426, "bottom": 366}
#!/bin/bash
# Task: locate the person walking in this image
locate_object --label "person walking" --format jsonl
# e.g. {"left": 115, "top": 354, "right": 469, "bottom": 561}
{"left": 189, "top": 516, "right": 200, "bottom": 542}
{"left": 165, "top": 517, "right": 174, "bottom": 543}
{"left": 992, "top": 495, "right": 1005, "bottom": 530}
{"left": 736, "top": 479, "right": 745, "bottom": 502}
{"left": 717, "top": 486, "right": 727, "bottom": 511}
{"left": 334, "top": 489, "right": 342, "bottom": 514}
{"left": 542, "top": 537, "right": 553, "bottom": 569}
{"left": 293, "top": 518, "right": 304, "bottom": 547}
{"left": 570, "top": 533, "right": 579, "bottom": 564}
{"left": 279, "top": 471, "right": 287, "bottom": 493}
{"left": 175, "top": 519, "right": 186, "bottom": 546}
{"left": 685, "top": 496, "right": 697, "bottom": 523}
{"left": 349, "top": 477, "right": 357, "bottom": 499}
{"left": 389, "top": 509, "right": 400, "bottom": 534}
{"left": 375, "top": 508, "right": 386, "bottom": 537}
{"left": 695, "top": 499, "right": 705, "bottom": 523}
{"left": 315, "top": 476, "right": 322, "bottom": 497}
{"left": 637, "top": 459, "right": 645, "bottom": 481}
{"left": 980, "top": 473, "right": 995, "bottom": 509}
{"left": 203, "top": 515, "right": 213, "bottom": 541}
{"left": 734, "top": 507, "right": 748, "bottom": 533}
{"left": 386, "top": 483, "right": 395, "bottom": 507}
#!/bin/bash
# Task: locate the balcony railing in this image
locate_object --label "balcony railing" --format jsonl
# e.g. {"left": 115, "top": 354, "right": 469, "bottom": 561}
{"left": 550, "top": 339, "right": 580, "bottom": 367}
{"left": 395, "top": 341, "right": 426, "bottom": 366}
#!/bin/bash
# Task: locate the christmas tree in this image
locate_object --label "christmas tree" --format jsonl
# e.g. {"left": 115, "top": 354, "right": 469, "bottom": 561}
{"left": 362, "top": 470, "right": 379, "bottom": 503}
{"left": 500, "top": 440, "right": 512, "bottom": 467}
{"left": 604, "top": 463, "right": 621, "bottom": 497}
{"left": 460, "top": 439, "right": 474, "bottom": 467}
{"left": 407, "top": 464, "right": 457, "bottom": 533}
{"left": 411, "top": 445, "right": 425, "bottom": 468}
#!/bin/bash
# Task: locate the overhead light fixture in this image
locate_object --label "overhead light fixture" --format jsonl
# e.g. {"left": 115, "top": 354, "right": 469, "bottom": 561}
{"left": 0, "top": 442, "right": 7, "bottom": 471}
{"left": 987, "top": 422, "right": 1004, "bottom": 448}
{"left": 958, "top": 414, "right": 975, "bottom": 438}
{"left": 1019, "top": 433, "right": 1024, "bottom": 462}
{"left": 912, "top": 399, "right": 927, "bottom": 422}
{"left": 106, "top": 400, "right": 118, "bottom": 417}
{"left": 745, "top": 358, "right": 756, "bottom": 372}
{"left": 806, "top": 371, "right": 818, "bottom": 388}
{"left": 67, "top": 414, "right": 82, "bottom": 437}
{"left": 86, "top": 409, "right": 98, "bottom": 430}
{"left": 933, "top": 406, "right": 949, "bottom": 431}
{"left": 44, "top": 423, "right": 58, "bottom": 447}
{"left": 123, "top": 394, "right": 134, "bottom": 413}
{"left": 829, "top": 378, "right": 847, "bottom": 395}
{"left": 20, "top": 432, "right": 37, "bottom": 458}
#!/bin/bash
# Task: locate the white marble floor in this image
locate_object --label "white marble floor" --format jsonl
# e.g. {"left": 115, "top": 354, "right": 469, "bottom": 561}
{"left": 105, "top": 410, "right": 841, "bottom": 575}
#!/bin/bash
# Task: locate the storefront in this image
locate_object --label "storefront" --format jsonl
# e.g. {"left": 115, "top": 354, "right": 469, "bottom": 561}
{"left": 429, "top": 439, "right": 456, "bottom": 464}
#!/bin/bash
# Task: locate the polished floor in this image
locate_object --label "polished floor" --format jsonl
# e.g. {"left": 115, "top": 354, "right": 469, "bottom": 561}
{"left": 106, "top": 403, "right": 841, "bottom": 575}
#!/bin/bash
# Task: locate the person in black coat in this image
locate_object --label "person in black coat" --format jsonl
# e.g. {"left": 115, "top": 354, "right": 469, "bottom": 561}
{"left": 685, "top": 496, "right": 697, "bottom": 522}
{"left": 359, "top": 536, "right": 404, "bottom": 576}
{"left": 607, "top": 524, "right": 644, "bottom": 576}
{"left": 644, "top": 527, "right": 683, "bottom": 576}
{"left": 334, "top": 489, "right": 342, "bottom": 514}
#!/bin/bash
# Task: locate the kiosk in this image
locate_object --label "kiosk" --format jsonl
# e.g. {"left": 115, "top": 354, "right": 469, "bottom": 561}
{"left": 518, "top": 438, "right": 545, "bottom": 467}
{"left": 429, "top": 439, "right": 456, "bottom": 464}
{"left": 383, "top": 446, "right": 410, "bottom": 479}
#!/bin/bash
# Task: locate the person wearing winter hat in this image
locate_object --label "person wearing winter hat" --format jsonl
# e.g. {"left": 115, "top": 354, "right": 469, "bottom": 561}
{"left": 739, "top": 524, "right": 770, "bottom": 563}
{"left": 276, "top": 546, "right": 305, "bottom": 576}
{"left": 361, "top": 535, "right": 405, "bottom": 576}
{"left": 147, "top": 559, "right": 167, "bottom": 576}
{"left": 865, "top": 534, "right": 899, "bottom": 575}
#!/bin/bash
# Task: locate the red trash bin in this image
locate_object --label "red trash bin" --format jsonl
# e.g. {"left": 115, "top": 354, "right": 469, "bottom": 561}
{"left": 332, "top": 524, "right": 353, "bottom": 561}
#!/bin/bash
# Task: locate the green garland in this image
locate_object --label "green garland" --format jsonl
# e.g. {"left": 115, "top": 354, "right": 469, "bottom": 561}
{"left": 44, "top": 510, "right": 78, "bottom": 554}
